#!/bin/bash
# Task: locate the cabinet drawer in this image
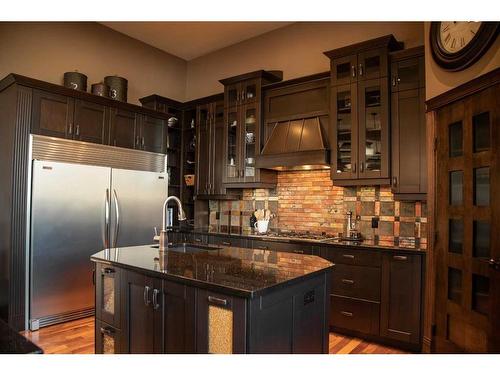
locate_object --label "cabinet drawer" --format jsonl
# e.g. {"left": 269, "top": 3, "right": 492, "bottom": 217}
{"left": 330, "top": 296, "right": 380, "bottom": 336}
{"left": 95, "top": 319, "right": 122, "bottom": 354}
{"left": 329, "top": 248, "right": 381, "bottom": 267}
{"left": 331, "top": 264, "right": 381, "bottom": 302}
{"left": 210, "top": 235, "right": 246, "bottom": 248}
{"left": 187, "top": 233, "right": 209, "bottom": 245}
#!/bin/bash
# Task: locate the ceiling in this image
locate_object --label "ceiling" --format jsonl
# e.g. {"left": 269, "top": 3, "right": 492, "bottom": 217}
{"left": 101, "top": 22, "right": 293, "bottom": 61}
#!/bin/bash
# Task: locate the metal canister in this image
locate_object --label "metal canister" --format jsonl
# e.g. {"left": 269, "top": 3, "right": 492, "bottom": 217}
{"left": 104, "top": 75, "right": 128, "bottom": 102}
{"left": 63, "top": 71, "right": 87, "bottom": 91}
{"left": 91, "top": 82, "right": 109, "bottom": 97}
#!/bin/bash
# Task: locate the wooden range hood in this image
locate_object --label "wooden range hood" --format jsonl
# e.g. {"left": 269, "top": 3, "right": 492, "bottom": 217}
{"left": 255, "top": 117, "right": 330, "bottom": 171}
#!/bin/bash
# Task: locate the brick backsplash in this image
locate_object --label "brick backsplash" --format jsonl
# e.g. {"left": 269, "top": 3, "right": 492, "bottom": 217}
{"left": 209, "top": 170, "right": 427, "bottom": 248}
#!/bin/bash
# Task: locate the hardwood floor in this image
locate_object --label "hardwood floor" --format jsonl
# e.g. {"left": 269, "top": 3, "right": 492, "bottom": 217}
{"left": 22, "top": 318, "right": 406, "bottom": 354}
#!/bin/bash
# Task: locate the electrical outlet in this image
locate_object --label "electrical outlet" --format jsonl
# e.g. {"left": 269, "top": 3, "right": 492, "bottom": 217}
{"left": 371, "top": 217, "right": 379, "bottom": 229}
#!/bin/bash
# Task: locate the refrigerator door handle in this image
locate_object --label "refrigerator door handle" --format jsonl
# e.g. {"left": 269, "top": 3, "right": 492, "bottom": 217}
{"left": 113, "top": 189, "right": 120, "bottom": 248}
{"left": 104, "top": 189, "right": 110, "bottom": 248}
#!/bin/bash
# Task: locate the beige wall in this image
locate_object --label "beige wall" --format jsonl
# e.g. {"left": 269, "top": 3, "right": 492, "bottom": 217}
{"left": 424, "top": 22, "right": 500, "bottom": 100}
{"left": 0, "top": 22, "right": 187, "bottom": 104}
{"left": 186, "top": 22, "right": 424, "bottom": 100}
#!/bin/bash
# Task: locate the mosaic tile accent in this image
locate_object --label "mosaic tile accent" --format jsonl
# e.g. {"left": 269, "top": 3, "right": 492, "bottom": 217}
{"left": 208, "top": 170, "right": 427, "bottom": 248}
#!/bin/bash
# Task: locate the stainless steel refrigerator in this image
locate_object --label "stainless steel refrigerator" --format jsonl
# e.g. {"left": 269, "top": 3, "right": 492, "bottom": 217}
{"left": 28, "top": 135, "right": 167, "bottom": 330}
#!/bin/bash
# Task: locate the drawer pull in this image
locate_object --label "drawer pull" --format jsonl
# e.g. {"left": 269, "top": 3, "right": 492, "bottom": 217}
{"left": 100, "top": 326, "right": 114, "bottom": 335}
{"left": 102, "top": 267, "right": 115, "bottom": 274}
{"left": 221, "top": 241, "right": 231, "bottom": 246}
{"left": 257, "top": 245, "right": 269, "bottom": 250}
{"left": 393, "top": 255, "right": 408, "bottom": 261}
{"left": 340, "top": 311, "right": 353, "bottom": 317}
{"left": 342, "top": 254, "right": 355, "bottom": 259}
{"left": 293, "top": 250, "right": 304, "bottom": 254}
{"left": 208, "top": 296, "right": 228, "bottom": 306}
{"left": 341, "top": 278, "right": 355, "bottom": 285}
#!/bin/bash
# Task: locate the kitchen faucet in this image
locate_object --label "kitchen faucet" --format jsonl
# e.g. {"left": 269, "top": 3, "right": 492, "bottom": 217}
{"left": 159, "top": 196, "right": 187, "bottom": 251}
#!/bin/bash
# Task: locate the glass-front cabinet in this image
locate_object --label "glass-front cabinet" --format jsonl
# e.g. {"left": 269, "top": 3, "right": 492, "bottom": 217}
{"left": 221, "top": 71, "right": 282, "bottom": 186}
{"left": 95, "top": 263, "right": 121, "bottom": 328}
{"left": 325, "top": 35, "right": 400, "bottom": 184}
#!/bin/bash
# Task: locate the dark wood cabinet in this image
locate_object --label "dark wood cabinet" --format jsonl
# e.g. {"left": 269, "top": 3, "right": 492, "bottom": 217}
{"left": 220, "top": 71, "right": 281, "bottom": 188}
{"left": 380, "top": 253, "right": 422, "bottom": 345}
{"left": 31, "top": 89, "right": 74, "bottom": 139}
{"left": 95, "top": 263, "right": 121, "bottom": 329}
{"left": 196, "top": 289, "right": 247, "bottom": 354}
{"left": 140, "top": 115, "right": 166, "bottom": 153}
{"left": 95, "top": 319, "right": 122, "bottom": 354}
{"left": 325, "top": 35, "right": 402, "bottom": 186}
{"left": 109, "top": 108, "right": 139, "bottom": 149}
{"left": 390, "top": 46, "right": 426, "bottom": 200}
{"left": 73, "top": 99, "right": 108, "bottom": 144}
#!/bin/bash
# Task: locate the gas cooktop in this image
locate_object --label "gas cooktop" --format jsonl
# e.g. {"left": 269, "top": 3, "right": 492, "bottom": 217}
{"left": 252, "top": 230, "right": 340, "bottom": 242}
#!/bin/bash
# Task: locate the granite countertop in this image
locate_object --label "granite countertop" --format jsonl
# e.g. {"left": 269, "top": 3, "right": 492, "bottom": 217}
{"left": 173, "top": 227, "right": 426, "bottom": 254}
{"left": 91, "top": 245, "right": 333, "bottom": 298}
{"left": 0, "top": 319, "right": 43, "bottom": 354}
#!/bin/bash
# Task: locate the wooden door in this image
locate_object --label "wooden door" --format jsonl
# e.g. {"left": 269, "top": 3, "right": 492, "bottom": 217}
{"left": 380, "top": 253, "right": 422, "bottom": 345}
{"left": 121, "top": 270, "right": 155, "bottom": 353}
{"left": 212, "top": 101, "right": 226, "bottom": 195}
{"left": 196, "top": 104, "right": 210, "bottom": 195}
{"left": 154, "top": 280, "right": 196, "bottom": 353}
{"left": 358, "top": 48, "right": 388, "bottom": 81}
{"left": 141, "top": 115, "right": 166, "bottom": 153}
{"left": 391, "top": 55, "right": 424, "bottom": 92}
{"left": 196, "top": 289, "right": 246, "bottom": 354}
{"left": 434, "top": 84, "right": 500, "bottom": 353}
{"left": 357, "top": 77, "right": 389, "bottom": 179}
{"left": 331, "top": 54, "right": 358, "bottom": 86}
{"left": 223, "top": 106, "right": 241, "bottom": 183}
{"left": 109, "top": 108, "right": 139, "bottom": 149}
{"left": 31, "top": 89, "right": 73, "bottom": 139}
{"left": 73, "top": 99, "right": 108, "bottom": 144}
{"left": 330, "top": 83, "right": 358, "bottom": 180}
{"left": 391, "top": 87, "right": 426, "bottom": 195}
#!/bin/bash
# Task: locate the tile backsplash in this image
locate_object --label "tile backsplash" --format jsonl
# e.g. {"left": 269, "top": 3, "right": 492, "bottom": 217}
{"left": 209, "top": 170, "right": 427, "bottom": 248}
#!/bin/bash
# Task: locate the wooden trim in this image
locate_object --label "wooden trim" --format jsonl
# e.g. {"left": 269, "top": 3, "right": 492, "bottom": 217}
{"left": 426, "top": 68, "right": 500, "bottom": 111}
{"left": 422, "top": 110, "right": 437, "bottom": 353}
{"left": 138, "top": 94, "right": 183, "bottom": 108}
{"left": 263, "top": 71, "right": 330, "bottom": 91}
{"left": 219, "top": 70, "right": 283, "bottom": 86}
{"left": 323, "top": 34, "right": 403, "bottom": 60}
{"left": 332, "top": 178, "right": 391, "bottom": 186}
{"left": 182, "top": 93, "right": 225, "bottom": 108}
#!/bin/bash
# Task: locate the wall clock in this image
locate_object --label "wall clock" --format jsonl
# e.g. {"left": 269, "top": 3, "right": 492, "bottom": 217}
{"left": 430, "top": 21, "right": 499, "bottom": 71}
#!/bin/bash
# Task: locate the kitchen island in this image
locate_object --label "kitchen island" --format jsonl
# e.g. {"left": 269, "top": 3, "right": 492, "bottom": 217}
{"left": 91, "top": 243, "right": 333, "bottom": 354}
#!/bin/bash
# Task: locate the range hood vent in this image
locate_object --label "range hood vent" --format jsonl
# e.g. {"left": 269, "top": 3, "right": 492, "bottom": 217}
{"left": 255, "top": 117, "right": 330, "bottom": 171}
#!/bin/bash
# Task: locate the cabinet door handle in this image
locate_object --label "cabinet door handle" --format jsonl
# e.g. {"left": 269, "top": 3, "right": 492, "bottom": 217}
{"left": 143, "top": 286, "right": 151, "bottom": 306}
{"left": 352, "top": 163, "right": 356, "bottom": 173}
{"left": 340, "top": 311, "right": 353, "bottom": 317}
{"left": 351, "top": 65, "right": 356, "bottom": 78}
{"left": 75, "top": 125, "right": 80, "bottom": 137}
{"left": 221, "top": 241, "right": 231, "bottom": 246}
{"left": 392, "top": 177, "right": 398, "bottom": 187}
{"left": 342, "top": 254, "right": 355, "bottom": 259}
{"left": 141, "top": 137, "right": 145, "bottom": 148}
{"left": 360, "top": 162, "right": 364, "bottom": 173}
{"left": 102, "top": 267, "right": 115, "bottom": 274}
{"left": 392, "top": 76, "right": 397, "bottom": 87}
{"left": 257, "top": 245, "right": 269, "bottom": 250}
{"left": 68, "top": 122, "right": 73, "bottom": 135}
{"left": 152, "top": 288, "right": 160, "bottom": 310}
{"left": 135, "top": 136, "right": 140, "bottom": 146}
{"left": 393, "top": 255, "right": 408, "bottom": 261}
{"left": 358, "top": 63, "right": 363, "bottom": 77}
{"left": 100, "top": 326, "right": 114, "bottom": 335}
{"left": 341, "top": 278, "right": 355, "bottom": 285}
{"left": 208, "top": 295, "right": 228, "bottom": 306}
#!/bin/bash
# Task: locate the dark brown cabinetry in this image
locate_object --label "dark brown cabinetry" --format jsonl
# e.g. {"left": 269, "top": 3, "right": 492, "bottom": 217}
{"left": 109, "top": 108, "right": 138, "bottom": 149}
{"left": 95, "top": 263, "right": 121, "bottom": 329}
{"left": 390, "top": 46, "right": 426, "bottom": 200}
{"left": 325, "top": 35, "right": 403, "bottom": 186}
{"left": 380, "top": 253, "right": 422, "bottom": 346}
{"left": 220, "top": 71, "right": 282, "bottom": 188}
{"left": 95, "top": 318, "right": 122, "bottom": 354}
{"left": 195, "top": 100, "right": 226, "bottom": 197}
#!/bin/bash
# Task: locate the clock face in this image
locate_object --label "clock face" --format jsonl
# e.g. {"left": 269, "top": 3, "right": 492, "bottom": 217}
{"left": 439, "top": 21, "right": 482, "bottom": 54}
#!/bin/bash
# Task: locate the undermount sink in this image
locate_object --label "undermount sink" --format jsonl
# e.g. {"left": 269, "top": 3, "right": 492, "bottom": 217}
{"left": 150, "top": 242, "right": 221, "bottom": 254}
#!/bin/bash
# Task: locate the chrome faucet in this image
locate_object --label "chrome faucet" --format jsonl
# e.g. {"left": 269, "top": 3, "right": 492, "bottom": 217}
{"left": 159, "top": 196, "right": 187, "bottom": 251}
